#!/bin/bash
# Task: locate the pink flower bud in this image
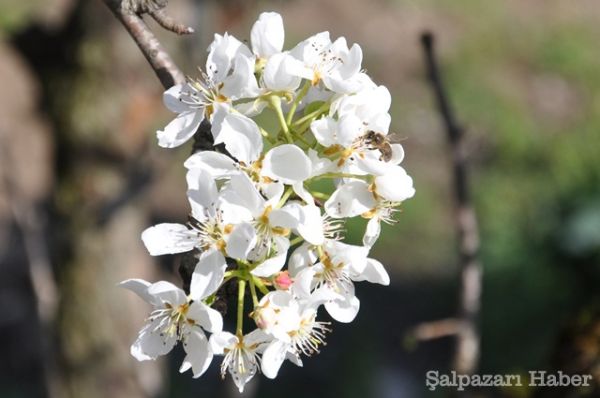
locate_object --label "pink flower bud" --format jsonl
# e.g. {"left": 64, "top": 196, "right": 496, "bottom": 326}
{"left": 273, "top": 271, "right": 293, "bottom": 290}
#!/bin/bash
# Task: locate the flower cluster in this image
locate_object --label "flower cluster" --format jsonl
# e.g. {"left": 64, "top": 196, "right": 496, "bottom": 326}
{"left": 121, "top": 12, "right": 415, "bottom": 392}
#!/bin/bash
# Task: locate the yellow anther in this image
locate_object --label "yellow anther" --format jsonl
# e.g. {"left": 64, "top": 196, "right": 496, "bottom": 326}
{"left": 323, "top": 144, "right": 343, "bottom": 156}
{"left": 361, "top": 209, "right": 377, "bottom": 219}
{"left": 272, "top": 227, "right": 291, "bottom": 236}
{"left": 259, "top": 205, "right": 273, "bottom": 224}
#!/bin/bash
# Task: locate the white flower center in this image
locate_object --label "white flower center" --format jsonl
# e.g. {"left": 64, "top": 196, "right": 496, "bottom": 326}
{"left": 221, "top": 342, "right": 260, "bottom": 383}
{"left": 289, "top": 312, "right": 330, "bottom": 356}
{"left": 180, "top": 73, "right": 229, "bottom": 115}
{"left": 149, "top": 302, "right": 192, "bottom": 340}
{"left": 188, "top": 212, "right": 228, "bottom": 252}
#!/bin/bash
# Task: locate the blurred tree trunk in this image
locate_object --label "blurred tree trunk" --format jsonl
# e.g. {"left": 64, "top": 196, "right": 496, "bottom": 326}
{"left": 0, "top": 0, "right": 196, "bottom": 396}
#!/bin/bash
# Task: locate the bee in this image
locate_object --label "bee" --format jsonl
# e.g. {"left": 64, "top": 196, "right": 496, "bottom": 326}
{"left": 363, "top": 131, "right": 405, "bottom": 162}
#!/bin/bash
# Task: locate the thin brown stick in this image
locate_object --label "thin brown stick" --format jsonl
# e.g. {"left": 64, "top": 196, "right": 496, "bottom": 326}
{"left": 148, "top": 8, "right": 194, "bottom": 35}
{"left": 420, "top": 31, "right": 483, "bottom": 376}
{"left": 101, "top": 0, "right": 192, "bottom": 88}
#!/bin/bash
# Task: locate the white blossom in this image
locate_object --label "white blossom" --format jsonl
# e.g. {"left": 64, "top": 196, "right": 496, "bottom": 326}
{"left": 120, "top": 279, "right": 222, "bottom": 377}
{"left": 123, "top": 10, "right": 417, "bottom": 390}
{"left": 210, "top": 329, "right": 271, "bottom": 392}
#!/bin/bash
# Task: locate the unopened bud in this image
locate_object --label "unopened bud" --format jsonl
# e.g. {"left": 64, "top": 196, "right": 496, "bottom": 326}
{"left": 252, "top": 306, "right": 277, "bottom": 330}
{"left": 273, "top": 271, "right": 293, "bottom": 290}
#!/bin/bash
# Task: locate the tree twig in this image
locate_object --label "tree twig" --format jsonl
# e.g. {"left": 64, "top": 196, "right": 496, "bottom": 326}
{"left": 419, "top": 31, "right": 483, "bottom": 376}
{"left": 101, "top": 0, "right": 223, "bottom": 308}
{"left": 101, "top": 0, "right": 192, "bottom": 88}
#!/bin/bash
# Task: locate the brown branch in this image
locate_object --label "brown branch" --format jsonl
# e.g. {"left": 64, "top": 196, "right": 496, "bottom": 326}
{"left": 102, "top": 0, "right": 219, "bottom": 296}
{"left": 419, "top": 31, "right": 483, "bottom": 376}
{"left": 101, "top": 0, "right": 192, "bottom": 89}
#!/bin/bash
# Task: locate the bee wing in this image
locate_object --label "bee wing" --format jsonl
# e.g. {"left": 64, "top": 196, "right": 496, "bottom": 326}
{"left": 386, "top": 133, "right": 407, "bottom": 143}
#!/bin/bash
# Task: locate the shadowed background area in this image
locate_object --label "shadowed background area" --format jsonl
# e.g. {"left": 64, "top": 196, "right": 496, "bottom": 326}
{"left": 0, "top": 0, "right": 599, "bottom": 397}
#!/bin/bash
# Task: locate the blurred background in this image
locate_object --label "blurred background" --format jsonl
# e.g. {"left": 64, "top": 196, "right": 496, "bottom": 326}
{"left": 1, "top": 0, "right": 599, "bottom": 397}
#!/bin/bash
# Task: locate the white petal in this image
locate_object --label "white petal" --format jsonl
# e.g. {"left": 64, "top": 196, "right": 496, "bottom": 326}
{"left": 209, "top": 331, "right": 238, "bottom": 355}
{"left": 288, "top": 243, "right": 317, "bottom": 276}
{"left": 131, "top": 320, "right": 177, "bottom": 360}
{"left": 251, "top": 12, "right": 284, "bottom": 58}
{"left": 292, "top": 267, "right": 316, "bottom": 299}
{"left": 308, "top": 149, "right": 335, "bottom": 177}
{"left": 290, "top": 31, "right": 331, "bottom": 68}
{"left": 225, "top": 222, "right": 257, "bottom": 260}
{"left": 262, "top": 181, "right": 285, "bottom": 204}
{"left": 186, "top": 167, "right": 219, "bottom": 195}
{"left": 119, "top": 279, "right": 152, "bottom": 304}
{"left": 374, "top": 166, "right": 415, "bottom": 202}
{"left": 296, "top": 205, "right": 324, "bottom": 245}
{"left": 323, "top": 75, "right": 364, "bottom": 94}
{"left": 221, "top": 54, "right": 260, "bottom": 99}
{"left": 324, "top": 181, "right": 376, "bottom": 218}
{"left": 231, "top": 358, "right": 258, "bottom": 393}
{"left": 222, "top": 172, "right": 264, "bottom": 216}
{"left": 147, "top": 281, "right": 187, "bottom": 306}
{"left": 338, "top": 42, "right": 363, "bottom": 79}
{"left": 309, "top": 285, "right": 343, "bottom": 307}
{"left": 244, "top": 328, "right": 272, "bottom": 347}
{"left": 235, "top": 98, "right": 268, "bottom": 117}
{"left": 269, "top": 204, "right": 301, "bottom": 229}
{"left": 337, "top": 114, "right": 364, "bottom": 147}
{"left": 141, "top": 223, "right": 196, "bottom": 256}
{"left": 286, "top": 351, "right": 303, "bottom": 367}
{"left": 259, "top": 290, "right": 295, "bottom": 309}
{"left": 292, "top": 182, "right": 314, "bottom": 205}
{"left": 368, "top": 112, "right": 391, "bottom": 135}
{"left": 163, "top": 84, "right": 188, "bottom": 113}
{"left": 324, "top": 295, "right": 360, "bottom": 323}
{"left": 262, "top": 144, "right": 311, "bottom": 184}
{"left": 180, "top": 329, "right": 213, "bottom": 378}
{"left": 190, "top": 249, "right": 227, "bottom": 300}
{"left": 310, "top": 116, "right": 338, "bottom": 147}
{"left": 187, "top": 301, "right": 223, "bottom": 333}
{"left": 184, "top": 151, "right": 238, "bottom": 177}
{"left": 354, "top": 258, "right": 390, "bottom": 285}
{"left": 186, "top": 169, "right": 219, "bottom": 219}
{"left": 363, "top": 217, "right": 381, "bottom": 248}
{"left": 251, "top": 237, "right": 290, "bottom": 277}
{"left": 157, "top": 110, "right": 203, "bottom": 148}
{"left": 326, "top": 240, "right": 369, "bottom": 274}
{"left": 219, "top": 198, "right": 254, "bottom": 225}
{"left": 212, "top": 105, "right": 263, "bottom": 164}
{"left": 206, "top": 33, "right": 252, "bottom": 83}
{"left": 388, "top": 143, "right": 405, "bottom": 165}
{"left": 263, "top": 53, "right": 302, "bottom": 91}
{"left": 354, "top": 150, "right": 393, "bottom": 176}
{"left": 261, "top": 340, "right": 288, "bottom": 379}
{"left": 335, "top": 84, "right": 391, "bottom": 121}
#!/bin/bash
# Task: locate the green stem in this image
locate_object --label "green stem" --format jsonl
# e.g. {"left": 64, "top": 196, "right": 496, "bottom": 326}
{"left": 290, "top": 235, "right": 304, "bottom": 246}
{"left": 290, "top": 129, "right": 313, "bottom": 147}
{"left": 269, "top": 95, "right": 293, "bottom": 143}
{"left": 249, "top": 277, "right": 259, "bottom": 307}
{"left": 286, "top": 81, "right": 310, "bottom": 125}
{"left": 292, "top": 101, "right": 330, "bottom": 128}
{"left": 309, "top": 172, "right": 368, "bottom": 182}
{"left": 252, "top": 276, "right": 270, "bottom": 295}
{"left": 236, "top": 279, "right": 246, "bottom": 336}
{"left": 310, "top": 191, "right": 330, "bottom": 200}
{"left": 277, "top": 185, "right": 295, "bottom": 208}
